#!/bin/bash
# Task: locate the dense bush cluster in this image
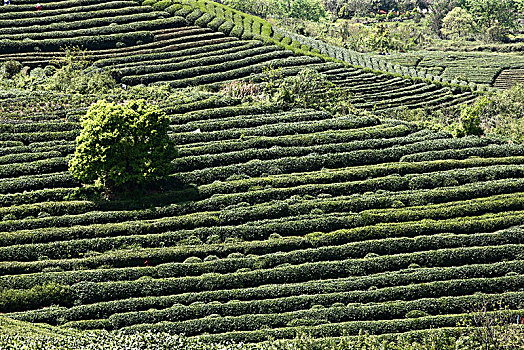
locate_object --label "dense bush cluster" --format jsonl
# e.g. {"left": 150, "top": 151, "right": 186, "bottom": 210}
{"left": 69, "top": 100, "right": 176, "bottom": 193}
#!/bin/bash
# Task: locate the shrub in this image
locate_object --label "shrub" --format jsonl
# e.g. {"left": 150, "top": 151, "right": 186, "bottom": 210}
{"left": 152, "top": 0, "right": 172, "bottom": 10}
{"left": 206, "top": 235, "right": 222, "bottom": 244}
{"left": 69, "top": 100, "right": 176, "bottom": 195}
{"left": 391, "top": 200, "right": 405, "bottom": 208}
{"left": 0, "top": 60, "right": 22, "bottom": 79}
{"left": 0, "top": 283, "right": 71, "bottom": 313}
{"left": 469, "top": 84, "right": 524, "bottom": 143}
{"left": 458, "top": 97, "right": 487, "bottom": 137}
{"left": 45, "top": 47, "right": 116, "bottom": 94}
{"left": 262, "top": 68, "right": 352, "bottom": 115}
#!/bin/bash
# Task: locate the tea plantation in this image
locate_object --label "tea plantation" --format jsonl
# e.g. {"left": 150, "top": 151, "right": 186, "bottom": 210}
{"left": 0, "top": 0, "right": 523, "bottom": 348}
{"left": 0, "top": 88, "right": 523, "bottom": 343}
{"left": 0, "top": 0, "right": 479, "bottom": 112}
{"left": 374, "top": 50, "right": 524, "bottom": 89}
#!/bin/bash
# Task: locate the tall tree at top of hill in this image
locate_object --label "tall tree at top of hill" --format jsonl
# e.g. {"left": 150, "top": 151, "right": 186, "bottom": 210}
{"left": 426, "top": 0, "right": 459, "bottom": 37}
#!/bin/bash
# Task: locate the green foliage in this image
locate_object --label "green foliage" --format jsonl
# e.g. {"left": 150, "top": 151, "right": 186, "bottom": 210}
{"left": 276, "top": 0, "right": 326, "bottom": 21}
{"left": 0, "top": 60, "right": 22, "bottom": 79}
{"left": 389, "top": 95, "right": 524, "bottom": 141}
{"left": 466, "top": 0, "right": 518, "bottom": 32}
{"left": 458, "top": 98, "right": 485, "bottom": 137}
{"left": 405, "top": 309, "right": 429, "bottom": 318}
{"left": 0, "top": 1, "right": 524, "bottom": 345}
{"left": 426, "top": 0, "right": 458, "bottom": 38}
{"left": 293, "top": 0, "right": 520, "bottom": 55}
{"left": 441, "top": 7, "right": 475, "bottom": 40}
{"left": 224, "top": 0, "right": 276, "bottom": 18}
{"left": 1, "top": 87, "right": 524, "bottom": 348}
{"left": 261, "top": 67, "right": 353, "bottom": 115}
{"left": 69, "top": 100, "right": 176, "bottom": 193}
{"left": 225, "top": 0, "right": 326, "bottom": 21}
{"left": 44, "top": 47, "right": 116, "bottom": 94}
{"left": 334, "top": 0, "right": 419, "bottom": 18}
{"left": 152, "top": 0, "right": 172, "bottom": 10}
{"left": 1, "top": 323, "right": 523, "bottom": 350}
{"left": 338, "top": 0, "right": 374, "bottom": 18}
{"left": 219, "top": 80, "right": 263, "bottom": 101}
{"left": 0, "top": 284, "right": 71, "bottom": 313}
{"left": 364, "top": 23, "right": 396, "bottom": 52}
{"left": 467, "top": 84, "right": 524, "bottom": 143}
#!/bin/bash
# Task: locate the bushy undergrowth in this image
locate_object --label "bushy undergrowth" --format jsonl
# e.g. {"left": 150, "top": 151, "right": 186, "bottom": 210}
{"left": 221, "top": 67, "right": 355, "bottom": 116}
{"left": 474, "top": 84, "right": 524, "bottom": 143}
{"left": 390, "top": 83, "right": 524, "bottom": 142}
{"left": 0, "top": 47, "right": 116, "bottom": 94}
{"left": 0, "top": 283, "right": 71, "bottom": 313}
{"left": 1, "top": 325, "right": 523, "bottom": 350}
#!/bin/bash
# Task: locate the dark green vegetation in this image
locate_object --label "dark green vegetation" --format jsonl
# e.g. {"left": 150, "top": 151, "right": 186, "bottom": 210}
{"left": 0, "top": 0, "right": 523, "bottom": 349}
{"left": 1, "top": 87, "right": 524, "bottom": 344}
{"left": 243, "top": 0, "right": 524, "bottom": 89}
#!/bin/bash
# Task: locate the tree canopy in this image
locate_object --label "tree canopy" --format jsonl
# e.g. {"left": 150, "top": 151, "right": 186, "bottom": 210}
{"left": 441, "top": 7, "right": 475, "bottom": 39}
{"left": 69, "top": 100, "right": 176, "bottom": 194}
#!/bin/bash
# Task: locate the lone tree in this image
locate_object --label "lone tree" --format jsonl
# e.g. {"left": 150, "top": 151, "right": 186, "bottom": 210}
{"left": 69, "top": 100, "right": 176, "bottom": 195}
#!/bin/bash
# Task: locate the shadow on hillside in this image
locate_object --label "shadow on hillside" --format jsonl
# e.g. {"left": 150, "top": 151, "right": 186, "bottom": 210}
{"left": 71, "top": 177, "right": 200, "bottom": 211}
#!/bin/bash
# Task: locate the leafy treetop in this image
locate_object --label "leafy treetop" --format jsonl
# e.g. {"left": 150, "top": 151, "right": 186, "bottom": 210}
{"left": 69, "top": 100, "right": 176, "bottom": 194}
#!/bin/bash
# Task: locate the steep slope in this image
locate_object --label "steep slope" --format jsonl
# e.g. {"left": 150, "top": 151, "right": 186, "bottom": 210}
{"left": 0, "top": 0, "right": 477, "bottom": 113}
{"left": 0, "top": 0, "right": 522, "bottom": 344}
{"left": 0, "top": 90, "right": 523, "bottom": 342}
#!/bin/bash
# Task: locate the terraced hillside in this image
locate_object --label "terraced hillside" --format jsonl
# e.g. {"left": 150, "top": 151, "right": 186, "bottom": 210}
{"left": 1, "top": 89, "right": 524, "bottom": 343}
{"left": 0, "top": 0, "right": 477, "bottom": 113}
{"left": 0, "top": 0, "right": 181, "bottom": 52}
{"left": 373, "top": 50, "right": 524, "bottom": 89}
{"left": 494, "top": 69, "right": 524, "bottom": 89}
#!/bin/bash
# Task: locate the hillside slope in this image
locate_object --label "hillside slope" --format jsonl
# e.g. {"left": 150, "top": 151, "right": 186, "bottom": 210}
{"left": 372, "top": 50, "right": 524, "bottom": 89}
{"left": 0, "top": 0, "right": 523, "bottom": 345}
{"left": 0, "top": 0, "right": 478, "bottom": 113}
{"left": 0, "top": 89, "right": 523, "bottom": 342}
